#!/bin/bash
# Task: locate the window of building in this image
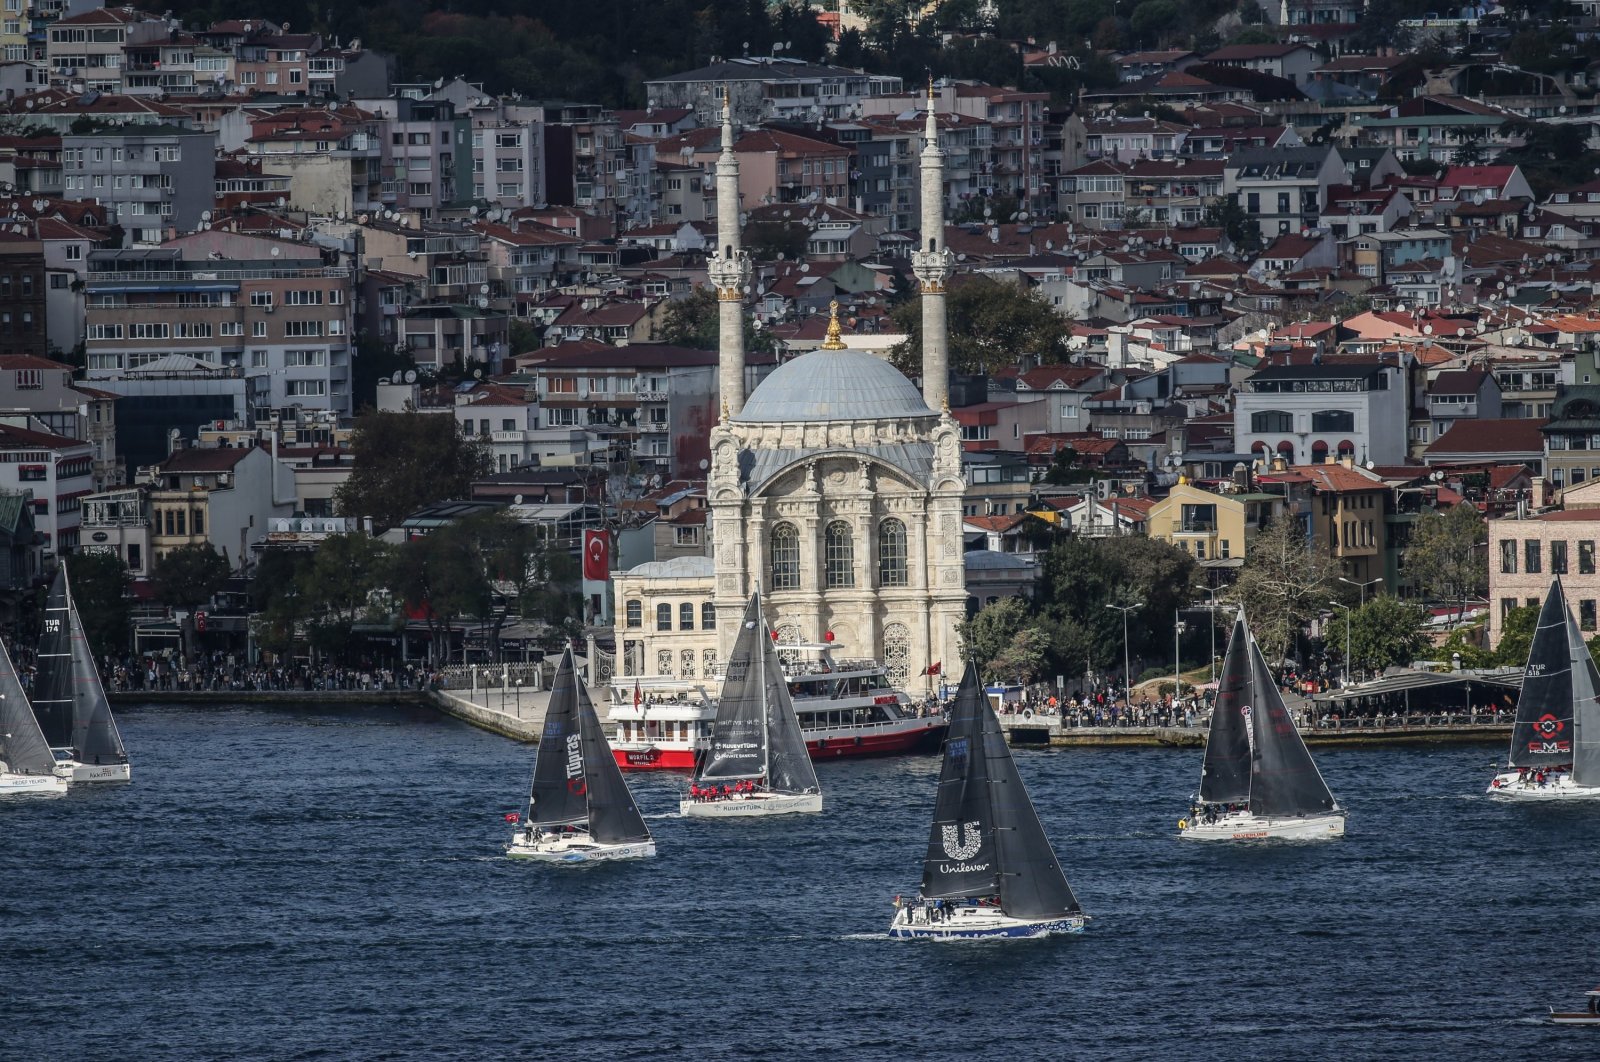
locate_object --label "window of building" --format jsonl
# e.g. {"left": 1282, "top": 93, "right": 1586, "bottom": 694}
{"left": 1526, "top": 539, "right": 1542, "bottom": 575}
{"left": 655, "top": 603, "right": 671, "bottom": 631}
{"left": 679, "top": 602, "right": 694, "bottom": 630}
{"left": 1553, "top": 540, "right": 1569, "bottom": 575}
{"left": 701, "top": 602, "right": 716, "bottom": 630}
{"left": 1251, "top": 410, "right": 1293, "bottom": 433}
{"left": 1581, "top": 540, "right": 1596, "bottom": 575}
{"left": 625, "top": 599, "right": 641, "bottom": 627}
{"left": 825, "top": 521, "right": 854, "bottom": 589}
{"left": 771, "top": 522, "right": 800, "bottom": 590}
{"left": 1500, "top": 539, "right": 1517, "bottom": 574}
{"left": 1311, "top": 410, "right": 1354, "bottom": 432}
{"left": 878, "top": 518, "right": 907, "bottom": 587}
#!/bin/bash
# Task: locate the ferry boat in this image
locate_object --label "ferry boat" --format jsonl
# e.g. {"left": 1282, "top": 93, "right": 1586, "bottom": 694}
{"left": 608, "top": 643, "right": 947, "bottom": 771}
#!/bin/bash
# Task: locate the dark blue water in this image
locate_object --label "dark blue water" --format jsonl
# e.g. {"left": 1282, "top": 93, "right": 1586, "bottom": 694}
{"left": 4, "top": 703, "right": 1597, "bottom": 1059}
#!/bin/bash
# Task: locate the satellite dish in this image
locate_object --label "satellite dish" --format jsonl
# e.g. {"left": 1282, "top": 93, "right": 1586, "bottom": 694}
{"left": 270, "top": 247, "right": 280, "bottom": 256}
{"left": 1364, "top": 460, "right": 1375, "bottom": 470}
{"left": 514, "top": 494, "right": 524, "bottom": 505}
{"left": 699, "top": 459, "right": 709, "bottom": 471}
{"left": 473, "top": 368, "right": 483, "bottom": 379}
{"left": 201, "top": 209, "right": 213, "bottom": 222}
{"left": 477, "top": 296, "right": 489, "bottom": 308}
{"left": 1423, "top": 324, "right": 1433, "bottom": 335}
{"left": 404, "top": 370, "right": 417, "bottom": 383}
{"left": 276, "top": 196, "right": 286, "bottom": 207}
{"left": 391, "top": 370, "right": 404, "bottom": 384}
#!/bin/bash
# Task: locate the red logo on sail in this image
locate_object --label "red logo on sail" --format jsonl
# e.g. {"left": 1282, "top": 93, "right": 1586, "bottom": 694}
{"left": 1528, "top": 713, "right": 1571, "bottom": 754}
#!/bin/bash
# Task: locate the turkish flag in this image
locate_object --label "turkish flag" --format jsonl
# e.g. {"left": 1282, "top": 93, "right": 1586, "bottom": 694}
{"left": 582, "top": 529, "right": 611, "bottom": 581}
{"left": 922, "top": 662, "right": 942, "bottom": 676}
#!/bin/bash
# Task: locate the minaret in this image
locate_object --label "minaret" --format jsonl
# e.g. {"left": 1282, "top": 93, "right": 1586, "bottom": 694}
{"left": 707, "top": 91, "right": 752, "bottom": 419}
{"left": 911, "top": 79, "right": 955, "bottom": 412}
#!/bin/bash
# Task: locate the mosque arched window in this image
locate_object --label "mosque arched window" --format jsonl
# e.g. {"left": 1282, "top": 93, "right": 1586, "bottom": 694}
{"left": 771, "top": 522, "right": 801, "bottom": 590}
{"left": 878, "top": 518, "right": 907, "bottom": 587}
{"left": 701, "top": 602, "right": 717, "bottom": 629}
{"left": 679, "top": 602, "right": 695, "bottom": 630}
{"left": 656, "top": 604, "right": 672, "bottom": 631}
{"left": 825, "top": 521, "right": 854, "bottom": 589}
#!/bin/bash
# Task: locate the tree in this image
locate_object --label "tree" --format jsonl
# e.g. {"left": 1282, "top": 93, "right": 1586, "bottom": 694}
{"left": 959, "top": 597, "right": 1027, "bottom": 674}
{"left": 1228, "top": 518, "right": 1339, "bottom": 664}
{"left": 1204, "top": 198, "right": 1262, "bottom": 254}
{"left": 1405, "top": 503, "right": 1487, "bottom": 625}
{"left": 1496, "top": 605, "right": 1540, "bottom": 667}
{"left": 66, "top": 552, "right": 131, "bottom": 660}
{"left": 251, "top": 548, "right": 312, "bottom": 660}
{"left": 991, "top": 627, "right": 1049, "bottom": 685}
{"left": 350, "top": 337, "right": 415, "bottom": 412}
{"left": 386, "top": 520, "right": 493, "bottom": 664}
{"left": 655, "top": 286, "right": 775, "bottom": 355}
{"left": 151, "top": 544, "right": 231, "bottom": 610}
{"left": 298, "top": 534, "right": 394, "bottom": 661}
{"left": 889, "top": 276, "right": 1070, "bottom": 376}
{"left": 334, "top": 411, "right": 491, "bottom": 532}
{"left": 1348, "top": 595, "right": 1430, "bottom": 674}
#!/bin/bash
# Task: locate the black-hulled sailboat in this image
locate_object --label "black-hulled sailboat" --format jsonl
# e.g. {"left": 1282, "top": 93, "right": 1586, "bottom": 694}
{"left": 506, "top": 647, "right": 655, "bottom": 861}
{"left": 32, "top": 565, "right": 130, "bottom": 782}
{"left": 680, "top": 590, "right": 822, "bottom": 817}
{"left": 1488, "top": 579, "right": 1600, "bottom": 799}
{"left": 0, "top": 629, "right": 67, "bottom": 796}
{"left": 1179, "top": 612, "right": 1345, "bottom": 840}
{"left": 889, "top": 661, "right": 1086, "bottom": 939}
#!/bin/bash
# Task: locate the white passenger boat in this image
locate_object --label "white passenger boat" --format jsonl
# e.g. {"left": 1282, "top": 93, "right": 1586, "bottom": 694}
{"left": 1488, "top": 579, "right": 1600, "bottom": 800}
{"left": 889, "top": 662, "right": 1087, "bottom": 940}
{"left": 680, "top": 589, "right": 822, "bottom": 819}
{"left": 1179, "top": 613, "right": 1346, "bottom": 841}
{"left": 1549, "top": 988, "right": 1600, "bottom": 1025}
{"left": 33, "top": 566, "right": 131, "bottom": 783}
{"left": 0, "top": 631, "right": 67, "bottom": 797}
{"left": 506, "top": 647, "right": 655, "bottom": 863}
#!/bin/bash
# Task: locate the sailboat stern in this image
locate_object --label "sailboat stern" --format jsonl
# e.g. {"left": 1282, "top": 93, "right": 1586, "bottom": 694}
{"left": 1178, "top": 808, "right": 1346, "bottom": 841}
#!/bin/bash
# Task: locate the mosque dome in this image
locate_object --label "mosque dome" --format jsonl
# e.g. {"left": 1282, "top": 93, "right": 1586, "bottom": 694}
{"left": 735, "top": 348, "right": 935, "bottom": 423}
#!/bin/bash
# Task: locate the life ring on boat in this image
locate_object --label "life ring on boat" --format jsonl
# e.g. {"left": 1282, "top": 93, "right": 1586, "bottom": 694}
{"left": 1491, "top": 778, "right": 1501, "bottom": 788}
{"left": 1022, "top": 708, "right": 1034, "bottom": 720}
{"left": 1178, "top": 818, "right": 1188, "bottom": 830}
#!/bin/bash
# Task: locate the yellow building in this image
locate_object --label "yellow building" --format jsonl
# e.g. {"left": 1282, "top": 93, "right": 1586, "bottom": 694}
{"left": 1147, "top": 479, "right": 1285, "bottom": 569}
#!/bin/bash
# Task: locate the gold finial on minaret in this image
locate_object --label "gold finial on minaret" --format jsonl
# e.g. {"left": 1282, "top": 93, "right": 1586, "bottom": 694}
{"left": 941, "top": 394, "right": 950, "bottom": 413}
{"left": 722, "top": 398, "right": 730, "bottom": 421}
{"left": 927, "top": 73, "right": 935, "bottom": 102}
{"left": 821, "top": 299, "right": 846, "bottom": 350}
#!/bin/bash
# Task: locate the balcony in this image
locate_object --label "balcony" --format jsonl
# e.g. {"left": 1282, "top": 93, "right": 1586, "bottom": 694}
{"left": 636, "top": 390, "right": 668, "bottom": 402}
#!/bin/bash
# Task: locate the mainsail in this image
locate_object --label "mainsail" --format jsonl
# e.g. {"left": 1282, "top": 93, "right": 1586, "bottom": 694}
{"left": 923, "top": 662, "right": 1080, "bottom": 919}
{"left": 1198, "top": 616, "right": 1253, "bottom": 805}
{"left": 62, "top": 565, "right": 127, "bottom": 764}
{"left": 760, "top": 627, "right": 819, "bottom": 797}
{"left": 1509, "top": 581, "right": 1579, "bottom": 771}
{"left": 29, "top": 568, "right": 75, "bottom": 748}
{"left": 0, "top": 634, "right": 56, "bottom": 777}
{"left": 525, "top": 649, "right": 590, "bottom": 827}
{"left": 1244, "top": 628, "right": 1338, "bottom": 818}
{"left": 574, "top": 673, "right": 652, "bottom": 844}
{"left": 694, "top": 594, "right": 772, "bottom": 785}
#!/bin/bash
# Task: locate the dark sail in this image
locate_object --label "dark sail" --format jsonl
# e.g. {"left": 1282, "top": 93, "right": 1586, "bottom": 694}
{"left": 574, "top": 677, "right": 651, "bottom": 844}
{"left": 760, "top": 619, "right": 820, "bottom": 796}
{"left": 29, "top": 568, "right": 74, "bottom": 748}
{"left": 1199, "top": 616, "right": 1253, "bottom": 805}
{"left": 986, "top": 682, "right": 1082, "bottom": 919}
{"left": 694, "top": 594, "right": 769, "bottom": 784}
{"left": 525, "top": 648, "right": 589, "bottom": 827}
{"left": 921, "top": 663, "right": 1001, "bottom": 901}
{"left": 63, "top": 565, "right": 127, "bottom": 764}
{"left": 1245, "top": 631, "right": 1338, "bottom": 818}
{"left": 0, "top": 634, "right": 56, "bottom": 777}
{"left": 1563, "top": 594, "right": 1600, "bottom": 787}
{"left": 1509, "top": 581, "right": 1578, "bottom": 770}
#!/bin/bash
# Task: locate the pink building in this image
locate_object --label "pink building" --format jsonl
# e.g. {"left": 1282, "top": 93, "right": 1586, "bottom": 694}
{"left": 1487, "top": 509, "right": 1600, "bottom": 646}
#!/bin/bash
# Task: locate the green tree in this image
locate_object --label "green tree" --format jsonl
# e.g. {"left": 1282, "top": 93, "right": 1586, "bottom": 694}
{"left": 889, "top": 276, "right": 1070, "bottom": 376}
{"left": 152, "top": 543, "right": 231, "bottom": 610}
{"left": 743, "top": 220, "right": 810, "bottom": 261}
{"left": 1348, "top": 595, "right": 1430, "bottom": 674}
{"left": 350, "top": 337, "right": 415, "bottom": 413}
{"left": 958, "top": 597, "right": 1030, "bottom": 676}
{"left": 334, "top": 411, "right": 492, "bottom": 532}
{"left": 1440, "top": 625, "right": 1495, "bottom": 669}
{"left": 991, "top": 627, "right": 1049, "bottom": 684}
{"left": 1229, "top": 517, "right": 1339, "bottom": 664}
{"left": 251, "top": 548, "right": 312, "bottom": 660}
{"left": 655, "top": 286, "right": 775, "bottom": 355}
{"left": 1404, "top": 503, "right": 1487, "bottom": 624}
{"left": 298, "top": 534, "right": 394, "bottom": 661}
{"left": 1496, "top": 605, "right": 1540, "bottom": 667}
{"left": 1205, "top": 198, "right": 1262, "bottom": 254}
{"left": 66, "top": 552, "right": 131, "bottom": 660}
{"left": 386, "top": 520, "right": 493, "bottom": 663}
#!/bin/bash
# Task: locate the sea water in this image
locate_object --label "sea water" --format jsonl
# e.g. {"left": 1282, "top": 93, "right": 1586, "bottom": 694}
{"left": 2, "top": 702, "right": 1593, "bottom": 1059}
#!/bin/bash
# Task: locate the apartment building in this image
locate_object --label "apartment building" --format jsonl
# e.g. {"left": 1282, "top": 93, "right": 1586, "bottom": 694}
{"left": 45, "top": 5, "right": 169, "bottom": 92}
{"left": 1235, "top": 360, "right": 1409, "bottom": 466}
{"left": 0, "top": 228, "right": 46, "bottom": 357}
{"left": 0, "top": 420, "right": 93, "bottom": 557}
{"left": 1487, "top": 509, "right": 1600, "bottom": 647}
{"left": 0, "top": 354, "right": 121, "bottom": 489}
{"left": 61, "top": 125, "right": 216, "bottom": 246}
{"left": 645, "top": 57, "right": 901, "bottom": 128}
{"left": 242, "top": 105, "right": 385, "bottom": 215}
{"left": 144, "top": 442, "right": 294, "bottom": 565}
{"left": 121, "top": 32, "right": 234, "bottom": 97}
{"left": 1225, "top": 146, "right": 1345, "bottom": 242}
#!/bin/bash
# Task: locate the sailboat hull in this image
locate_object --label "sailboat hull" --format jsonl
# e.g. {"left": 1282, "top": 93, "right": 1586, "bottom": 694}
{"left": 0, "top": 771, "right": 69, "bottom": 796}
{"left": 680, "top": 792, "right": 822, "bottom": 817}
{"left": 1488, "top": 770, "right": 1600, "bottom": 799}
{"left": 888, "top": 905, "right": 1086, "bottom": 940}
{"left": 505, "top": 832, "right": 656, "bottom": 862}
{"left": 1179, "top": 809, "right": 1346, "bottom": 841}
{"left": 53, "top": 758, "right": 131, "bottom": 783}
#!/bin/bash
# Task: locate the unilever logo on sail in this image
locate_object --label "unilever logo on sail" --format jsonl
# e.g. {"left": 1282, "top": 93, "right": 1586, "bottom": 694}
{"left": 939, "top": 820, "right": 990, "bottom": 875}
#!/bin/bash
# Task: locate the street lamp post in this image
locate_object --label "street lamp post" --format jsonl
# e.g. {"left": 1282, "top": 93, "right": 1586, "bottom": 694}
{"left": 1199, "top": 586, "right": 1223, "bottom": 686}
{"left": 1105, "top": 602, "right": 1143, "bottom": 703}
{"left": 1174, "top": 611, "right": 1186, "bottom": 708}
{"left": 1329, "top": 601, "right": 1352, "bottom": 687}
{"left": 1339, "top": 576, "right": 1383, "bottom": 606}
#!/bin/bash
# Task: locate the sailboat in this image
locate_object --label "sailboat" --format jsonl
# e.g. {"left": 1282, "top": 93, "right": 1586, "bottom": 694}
{"left": 0, "top": 630, "right": 68, "bottom": 796}
{"left": 889, "top": 661, "right": 1086, "bottom": 939}
{"left": 1179, "top": 613, "right": 1346, "bottom": 841}
{"left": 506, "top": 647, "right": 655, "bottom": 862}
{"left": 31, "top": 566, "right": 131, "bottom": 783}
{"left": 1488, "top": 579, "right": 1600, "bottom": 799}
{"left": 679, "top": 590, "right": 822, "bottom": 818}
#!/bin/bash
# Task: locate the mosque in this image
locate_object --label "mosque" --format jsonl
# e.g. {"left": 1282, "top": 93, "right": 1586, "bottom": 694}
{"left": 614, "top": 92, "right": 967, "bottom": 689}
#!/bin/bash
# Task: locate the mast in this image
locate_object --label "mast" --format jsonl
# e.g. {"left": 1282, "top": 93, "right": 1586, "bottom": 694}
{"left": 524, "top": 648, "right": 590, "bottom": 828}
{"left": 1198, "top": 615, "right": 1252, "bottom": 805}
{"left": 0, "top": 633, "right": 55, "bottom": 778}
{"left": 1509, "top": 580, "right": 1578, "bottom": 771}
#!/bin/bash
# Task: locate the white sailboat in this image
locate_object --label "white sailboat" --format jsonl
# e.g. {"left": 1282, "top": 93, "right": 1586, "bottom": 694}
{"left": 32, "top": 566, "right": 131, "bottom": 783}
{"left": 889, "top": 661, "right": 1086, "bottom": 939}
{"left": 0, "top": 630, "right": 68, "bottom": 796}
{"left": 1488, "top": 579, "right": 1600, "bottom": 799}
{"left": 506, "top": 647, "right": 656, "bottom": 862}
{"left": 1179, "top": 613, "right": 1345, "bottom": 841}
{"left": 680, "top": 590, "right": 822, "bottom": 818}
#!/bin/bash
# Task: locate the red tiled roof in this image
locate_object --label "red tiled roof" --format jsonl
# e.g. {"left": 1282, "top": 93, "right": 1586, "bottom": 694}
{"left": 1425, "top": 418, "right": 1545, "bottom": 456}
